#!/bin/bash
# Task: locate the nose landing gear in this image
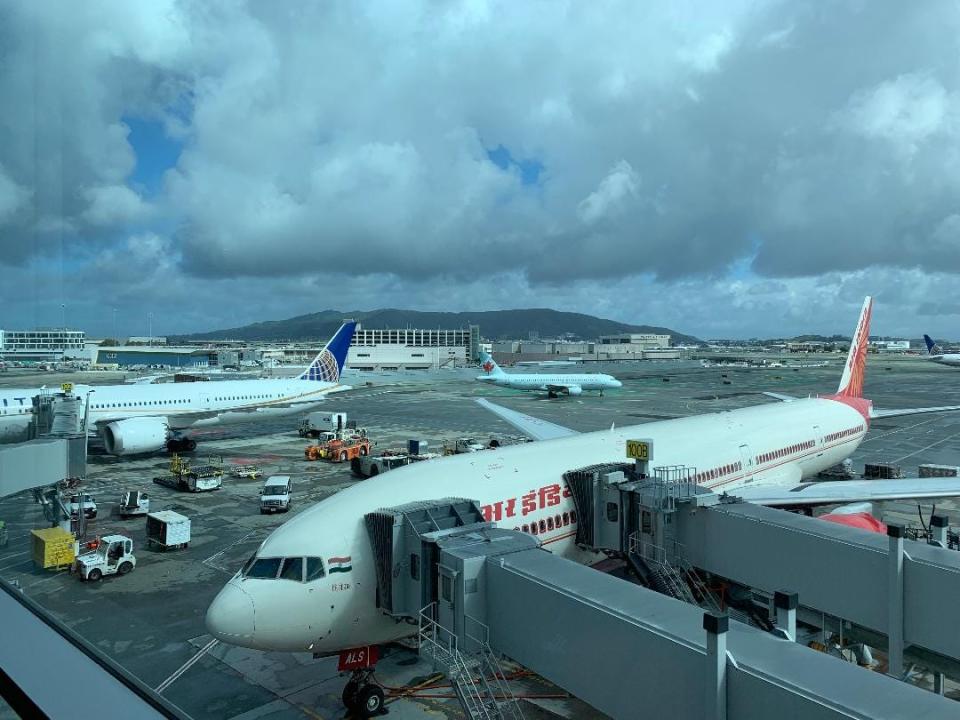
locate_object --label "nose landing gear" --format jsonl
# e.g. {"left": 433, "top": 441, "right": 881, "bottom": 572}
{"left": 342, "top": 668, "right": 385, "bottom": 717}
{"left": 338, "top": 646, "right": 386, "bottom": 717}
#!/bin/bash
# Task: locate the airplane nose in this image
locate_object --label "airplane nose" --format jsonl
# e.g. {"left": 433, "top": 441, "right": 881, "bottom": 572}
{"left": 612, "top": 379, "right": 623, "bottom": 388}
{"left": 206, "top": 582, "right": 256, "bottom": 642}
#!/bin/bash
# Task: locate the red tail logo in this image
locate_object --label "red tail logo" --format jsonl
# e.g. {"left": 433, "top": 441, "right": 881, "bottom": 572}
{"left": 482, "top": 361, "right": 495, "bottom": 373}
{"left": 838, "top": 297, "right": 872, "bottom": 398}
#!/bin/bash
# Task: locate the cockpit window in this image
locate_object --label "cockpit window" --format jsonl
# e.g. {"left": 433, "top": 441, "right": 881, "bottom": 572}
{"left": 240, "top": 554, "right": 256, "bottom": 576}
{"left": 305, "top": 557, "right": 325, "bottom": 582}
{"left": 279, "top": 557, "right": 303, "bottom": 581}
{"left": 246, "top": 557, "right": 282, "bottom": 579}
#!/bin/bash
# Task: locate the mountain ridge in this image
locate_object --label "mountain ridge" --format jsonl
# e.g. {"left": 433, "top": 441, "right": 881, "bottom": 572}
{"left": 172, "top": 308, "right": 700, "bottom": 344}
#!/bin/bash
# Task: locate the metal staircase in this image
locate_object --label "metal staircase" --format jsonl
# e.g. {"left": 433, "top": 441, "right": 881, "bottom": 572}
{"left": 629, "top": 534, "right": 723, "bottom": 614}
{"left": 418, "top": 604, "right": 524, "bottom": 720}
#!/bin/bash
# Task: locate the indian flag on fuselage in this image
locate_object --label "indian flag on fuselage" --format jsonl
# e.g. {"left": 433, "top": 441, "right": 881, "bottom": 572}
{"left": 328, "top": 555, "right": 352, "bottom": 573}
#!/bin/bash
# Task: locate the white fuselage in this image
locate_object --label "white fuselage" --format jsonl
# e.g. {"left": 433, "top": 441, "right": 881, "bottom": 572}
{"left": 206, "top": 396, "right": 867, "bottom": 654}
{"left": 478, "top": 372, "right": 622, "bottom": 393}
{"left": 0, "top": 377, "right": 347, "bottom": 441}
{"left": 929, "top": 354, "right": 960, "bottom": 367}
{"left": 0, "top": 387, "right": 42, "bottom": 443}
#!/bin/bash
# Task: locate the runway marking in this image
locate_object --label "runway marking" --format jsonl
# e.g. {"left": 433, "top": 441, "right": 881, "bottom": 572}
{"left": 889, "top": 430, "right": 960, "bottom": 464}
{"left": 203, "top": 530, "right": 263, "bottom": 575}
{"left": 156, "top": 637, "right": 219, "bottom": 694}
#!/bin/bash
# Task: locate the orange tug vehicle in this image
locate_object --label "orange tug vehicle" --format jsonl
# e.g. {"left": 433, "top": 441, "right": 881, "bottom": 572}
{"left": 305, "top": 436, "right": 371, "bottom": 463}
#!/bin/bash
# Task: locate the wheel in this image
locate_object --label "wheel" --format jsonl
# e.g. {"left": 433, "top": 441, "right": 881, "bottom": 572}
{"left": 356, "top": 685, "right": 384, "bottom": 717}
{"left": 359, "top": 445, "right": 368, "bottom": 456}
{"left": 186, "top": 439, "right": 197, "bottom": 451}
{"left": 341, "top": 680, "right": 360, "bottom": 711}
{"left": 340, "top": 451, "right": 348, "bottom": 462}
{"left": 118, "top": 561, "right": 133, "bottom": 575}
{"left": 369, "top": 465, "right": 379, "bottom": 476}
{"left": 87, "top": 568, "right": 102, "bottom": 582}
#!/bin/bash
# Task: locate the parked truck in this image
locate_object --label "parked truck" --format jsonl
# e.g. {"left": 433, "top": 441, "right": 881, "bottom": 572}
{"left": 118, "top": 490, "right": 150, "bottom": 518}
{"left": 298, "top": 411, "right": 348, "bottom": 438}
{"left": 146, "top": 510, "right": 191, "bottom": 550}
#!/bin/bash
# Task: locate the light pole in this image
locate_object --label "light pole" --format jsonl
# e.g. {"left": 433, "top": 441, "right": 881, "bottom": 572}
{"left": 148, "top": 312, "right": 153, "bottom": 347}
{"left": 112, "top": 308, "right": 117, "bottom": 343}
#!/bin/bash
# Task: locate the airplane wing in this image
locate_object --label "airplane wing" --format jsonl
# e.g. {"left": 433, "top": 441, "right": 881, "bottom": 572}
{"left": 870, "top": 405, "right": 960, "bottom": 419}
{"left": 732, "top": 478, "right": 960, "bottom": 507}
{"left": 475, "top": 399, "right": 579, "bottom": 441}
{"left": 762, "top": 392, "right": 798, "bottom": 402}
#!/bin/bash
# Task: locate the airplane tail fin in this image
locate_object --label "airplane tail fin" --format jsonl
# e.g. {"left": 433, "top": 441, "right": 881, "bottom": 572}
{"left": 923, "top": 334, "right": 940, "bottom": 355}
{"left": 298, "top": 321, "right": 357, "bottom": 382}
{"left": 836, "top": 296, "right": 872, "bottom": 398}
{"left": 479, "top": 351, "right": 506, "bottom": 377}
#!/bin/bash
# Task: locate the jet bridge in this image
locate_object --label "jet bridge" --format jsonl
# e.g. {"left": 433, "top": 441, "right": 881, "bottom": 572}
{"left": 365, "top": 497, "right": 960, "bottom": 719}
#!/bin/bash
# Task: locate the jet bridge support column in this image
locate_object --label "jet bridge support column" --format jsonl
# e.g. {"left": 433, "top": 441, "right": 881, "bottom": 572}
{"left": 774, "top": 591, "right": 797, "bottom": 642}
{"left": 930, "top": 514, "right": 949, "bottom": 547}
{"left": 887, "top": 524, "right": 905, "bottom": 678}
{"left": 703, "top": 612, "right": 728, "bottom": 720}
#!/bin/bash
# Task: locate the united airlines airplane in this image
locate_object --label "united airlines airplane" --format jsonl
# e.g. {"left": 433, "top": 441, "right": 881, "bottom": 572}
{"left": 923, "top": 334, "right": 960, "bottom": 367}
{"left": 476, "top": 352, "right": 622, "bottom": 397}
{"left": 0, "top": 322, "right": 357, "bottom": 455}
{"left": 207, "top": 297, "right": 960, "bottom": 715}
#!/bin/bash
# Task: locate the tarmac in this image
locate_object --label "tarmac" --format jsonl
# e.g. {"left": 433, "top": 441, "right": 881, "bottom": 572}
{"left": 1, "top": 355, "right": 960, "bottom": 718}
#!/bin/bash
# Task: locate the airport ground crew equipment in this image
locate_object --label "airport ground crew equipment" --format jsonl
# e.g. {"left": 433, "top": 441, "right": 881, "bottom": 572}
{"left": 326, "top": 437, "right": 371, "bottom": 463}
{"left": 74, "top": 534, "right": 136, "bottom": 581}
{"left": 118, "top": 491, "right": 150, "bottom": 518}
{"left": 31, "top": 527, "right": 76, "bottom": 570}
{"left": 146, "top": 510, "right": 190, "bottom": 550}
{"left": 231, "top": 464, "right": 262, "bottom": 479}
{"left": 154, "top": 454, "right": 223, "bottom": 492}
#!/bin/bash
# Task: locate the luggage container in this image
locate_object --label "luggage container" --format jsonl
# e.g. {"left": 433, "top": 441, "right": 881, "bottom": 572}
{"left": 31, "top": 527, "right": 76, "bottom": 569}
{"left": 918, "top": 463, "right": 960, "bottom": 478}
{"left": 146, "top": 510, "right": 190, "bottom": 550}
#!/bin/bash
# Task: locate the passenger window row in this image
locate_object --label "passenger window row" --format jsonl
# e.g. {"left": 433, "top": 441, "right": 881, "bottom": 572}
{"left": 520, "top": 510, "right": 577, "bottom": 536}
{"left": 241, "top": 555, "right": 326, "bottom": 582}
{"left": 758, "top": 439, "right": 815, "bottom": 465}
{"left": 695, "top": 461, "right": 743, "bottom": 484}
{"left": 824, "top": 425, "right": 864, "bottom": 443}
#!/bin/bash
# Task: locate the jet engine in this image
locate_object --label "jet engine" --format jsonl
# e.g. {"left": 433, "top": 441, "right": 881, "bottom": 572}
{"left": 102, "top": 417, "right": 169, "bottom": 455}
{"left": 566, "top": 385, "right": 583, "bottom": 396}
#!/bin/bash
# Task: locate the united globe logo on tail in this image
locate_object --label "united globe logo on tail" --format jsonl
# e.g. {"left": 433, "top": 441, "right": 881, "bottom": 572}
{"left": 299, "top": 322, "right": 358, "bottom": 383}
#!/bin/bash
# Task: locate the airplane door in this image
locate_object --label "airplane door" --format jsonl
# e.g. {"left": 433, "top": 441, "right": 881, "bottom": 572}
{"left": 813, "top": 425, "right": 822, "bottom": 454}
{"left": 738, "top": 444, "right": 754, "bottom": 482}
{"left": 199, "top": 393, "right": 211, "bottom": 410}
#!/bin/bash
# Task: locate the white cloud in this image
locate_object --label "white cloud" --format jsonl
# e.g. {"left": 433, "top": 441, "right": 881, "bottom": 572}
{"left": 0, "top": 165, "right": 29, "bottom": 223}
{"left": 679, "top": 28, "right": 735, "bottom": 73}
{"left": 81, "top": 184, "right": 152, "bottom": 226}
{"left": 577, "top": 161, "right": 640, "bottom": 224}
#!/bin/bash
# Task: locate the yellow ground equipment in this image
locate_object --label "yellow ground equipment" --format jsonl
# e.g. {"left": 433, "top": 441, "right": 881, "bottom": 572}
{"left": 31, "top": 527, "right": 76, "bottom": 570}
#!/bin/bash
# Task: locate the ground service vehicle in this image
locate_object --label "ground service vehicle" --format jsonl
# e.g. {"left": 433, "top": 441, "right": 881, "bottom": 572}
{"left": 75, "top": 534, "right": 136, "bottom": 581}
{"left": 146, "top": 511, "right": 191, "bottom": 550}
{"left": 154, "top": 454, "right": 223, "bottom": 492}
{"left": 118, "top": 491, "right": 150, "bottom": 517}
{"left": 65, "top": 493, "right": 98, "bottom": 519}
{"left": 326, "top": 437, "right": 371, "bottom": 463}
{"left": 298, "top": 411, "right": 348, "bottom": 438}
{"left": 260, "top": 476, "right": 293, "bottom": 514}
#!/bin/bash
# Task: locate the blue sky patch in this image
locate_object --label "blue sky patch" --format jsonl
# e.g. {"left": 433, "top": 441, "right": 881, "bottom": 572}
{"left": 124, "top": 116, "right": 183, "bottom": 196}
{"left": 486, "top": 144, "right": 544, "bottom": 186}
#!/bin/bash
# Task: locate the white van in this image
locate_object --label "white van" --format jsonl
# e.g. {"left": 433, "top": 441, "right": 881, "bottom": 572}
{"left": 259, "top": 476, "right": 292, "bottom": 514}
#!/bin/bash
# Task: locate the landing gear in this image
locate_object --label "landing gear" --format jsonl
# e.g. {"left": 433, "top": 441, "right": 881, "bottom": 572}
{"left": 341, "top": 668, "right": 385, "bottom": 717}
{"left": 166, "top": 436, "right": 197, "bottom": 453}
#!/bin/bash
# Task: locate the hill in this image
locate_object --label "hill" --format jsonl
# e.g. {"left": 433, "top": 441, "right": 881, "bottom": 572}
{"left": 173, "top": 308, "right": 700, "bottom": 344}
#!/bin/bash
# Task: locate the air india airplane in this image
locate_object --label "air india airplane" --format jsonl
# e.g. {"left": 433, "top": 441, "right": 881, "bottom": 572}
{"left": 207, "top": 298, "right": 960, "bottom": 715}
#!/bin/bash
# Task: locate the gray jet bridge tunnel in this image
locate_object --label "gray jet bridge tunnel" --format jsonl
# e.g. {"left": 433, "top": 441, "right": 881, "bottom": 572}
{"left": 364, "top": 483, "right": 960, "bottom": 719}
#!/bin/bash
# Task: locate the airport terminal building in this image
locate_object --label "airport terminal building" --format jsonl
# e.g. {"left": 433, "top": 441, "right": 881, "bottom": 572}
{"left": 0, "top": 329, "right": 86, "bottom": 361}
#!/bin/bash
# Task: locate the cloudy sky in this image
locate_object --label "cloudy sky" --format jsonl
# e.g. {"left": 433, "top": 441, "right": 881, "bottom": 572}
{"left": 2, "top": 1, "right": 960, "bottom": 340}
